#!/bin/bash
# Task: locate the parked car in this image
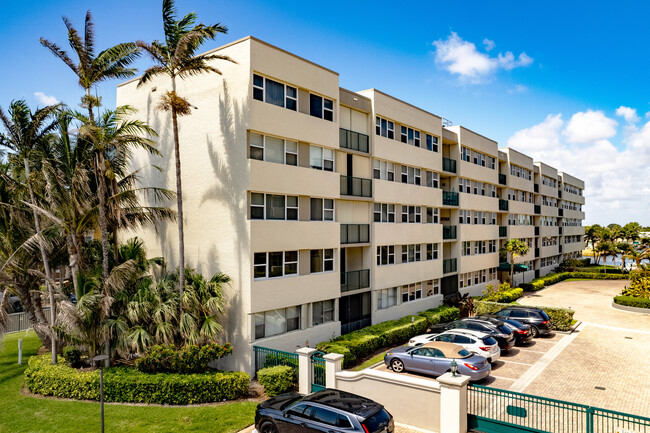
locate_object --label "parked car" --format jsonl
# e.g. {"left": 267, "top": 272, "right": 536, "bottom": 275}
{"left": 384, "top": 341, "right": 491, "bottom": 381}
{"left": 254, "top": 389, "right": 394, "bottom": 433}
{"left": 0, "top": 291, "right": 22, "bottom": 313}
{"left": 427, "top": 318, "right": 515, "bottom": 351}
{"left": 492, "top": 306, "right": 553, "bottom": 337}
{"left": 408, "top": 329, "right": 501, "bottom": 362}
{"left": 478, "top": 316, "right": 533, "bottom": 345}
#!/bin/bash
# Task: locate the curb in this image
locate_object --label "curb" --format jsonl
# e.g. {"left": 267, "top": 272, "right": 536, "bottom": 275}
{"left": 554, "top": 320, "right": 581, "bottom": 335}
{"left": 611, "top": 302, "right": 650, "bottom": 315}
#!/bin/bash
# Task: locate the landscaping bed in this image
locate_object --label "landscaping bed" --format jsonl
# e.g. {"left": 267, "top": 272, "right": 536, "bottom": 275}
{"left": 473, "top": 300, "right": 575, "bottom": 331}
{"left": 519, "top": 271, "right": 628, "bottom": 292}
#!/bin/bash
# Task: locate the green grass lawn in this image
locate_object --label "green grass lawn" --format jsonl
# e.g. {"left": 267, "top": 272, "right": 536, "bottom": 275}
{"left": 350, "top": 349, "right": 391, "bottom": 372}
{"left": 0, "top": 331, "right": 256, "bottom": 433}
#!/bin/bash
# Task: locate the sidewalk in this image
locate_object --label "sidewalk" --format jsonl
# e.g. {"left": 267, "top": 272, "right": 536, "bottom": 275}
{"left": 238, "top": 422, "right": 429, "bottom": 432}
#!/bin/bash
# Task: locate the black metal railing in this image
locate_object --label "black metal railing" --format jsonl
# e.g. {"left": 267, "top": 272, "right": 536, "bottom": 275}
{"left": 499, "top": 226, "right": 507, "bottom": 238}
{"left": 443, "top": 225, "right": 457, "bottom": 240}
{"left": 442, "top": 157, "right": 457, "bottom": 173}
{"left": 499, "top": 174, "right": 507, "bottom": 185}
{"left": 341, "top": 224, "right": 370, "bottom": 244}
{"left": 499, "top": 199, "right": 509, "bottom": 211}
{"left": 341, "top": 269, "right": 370, "bottom": 292}
{"left": 534, "top": 205, "right": 541, "bottom": 214}
{"left": 340, "top": 175, "right": 372, "bottom": 197}
{"left": 339, "top": 128, "right": 369, "bottom": 153}
{"left": 443, "top": 258, "right": 457, "bottom": 274}
{"left": 442, "top": 191, "right": 459, "bottom": 206}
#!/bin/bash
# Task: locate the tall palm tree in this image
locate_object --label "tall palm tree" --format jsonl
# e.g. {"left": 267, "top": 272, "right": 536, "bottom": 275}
{"left": 0, "top": 100, "right": 60, "bottom": 364}
{"left": 500, "top": 239, "right": 530, "bottom": 285}
{"left": 596, "top": 241, "right": 618, "bottom": 274}
{"left": 137, "top": 0, "right": 233, "bottom": 319}
{"left": 40, "top": 11, "right": 140, "bottom": 284}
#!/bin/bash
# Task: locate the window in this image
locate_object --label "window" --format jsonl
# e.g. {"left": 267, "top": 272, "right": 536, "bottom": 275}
{"left": 400, "top": 126, "right": 421, "bottom": 147}
{"left": 426, "top": 243, "right": 439, "bottom": 260}
{"left": 426, "top": 207, "right": 439, "bottom": 223}
{"left": 474, "top": 241, "right": 486, "bottom": 255}
{"left": 254, "top": 306, "right": 300, "bottom": 339}
{"left": 310, "top": 94, "right": 334, "bottom": 121}
{"left": 377, "top": 246, "right": 395, "bottom": 265}
{"left": 254, "top": 251, "right": 298, "bottom": 279}
{"left": 425, "top": 279, "right": 439, "bottom": 296}
{"left": 313, "top": 300, "right": 335, "bottom": 326}
{"left": 310, "top": 146, "right": 334, "bottom": 171}
{"left": 400, "top": 165, "right": 421, "bottom": 185}
{"left": 375, "top": 116, "right": 395, "bottom": 139}
{"left": 374, "top": 203, "right": 395, "bottom": 223}
{"left": 401, "top": 244, "right": 421, "bottom": 263}
{"left": 401, "top": 205, "right": 421, "bottom": 223}
{"left": 377, "top": 287, "right": 397, "bottom": 310}
{"left": 310, "top": 249, "right": 334, "bottom": 273}
{"left": 426, "top": 134, "right": 439, "bottom": 152}
{"left": 459, "top": 178, "right": 471, "bottom": 193}
{"left": 310, "top": 198, "right": 334, "bottom": 221}
{"left": 250, "top": 193, "right": 299, "bottom": 220}
{"left": 402, "top": 283, "right": 422, "bottom": 303}
{"left": 461, "top": 146, "right": 470, "bottom": 162}
{"left": 253, "top": 74, "right": 297, "bottom": 111}
{"left": 462, "top": 241, "right": 471, "bottom": 256}
{"left": 459, "top": 210, "right": 471, "bottom": 224}
{"left": 249, "top": 133, "right": 298, "bottom": 166}
{"left": 373, "top": 160, "right": 395, "bottom": 181}
{"left": 488, "top": 240, "right": 497, "bottom": 253}
{"left": 426, "top": 171, "right": 439, "bottom": 188}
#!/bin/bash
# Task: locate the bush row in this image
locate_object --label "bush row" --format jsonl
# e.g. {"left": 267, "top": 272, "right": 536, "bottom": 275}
{"left": 257, "top": 365, "right": 294, "bottom": 397}
{"left": 519, "top": 272, "right": 628, "bottom": 291}
{"left": 315, "top": 305, "right": 459, "bottom": 368}
{"left": 575, "top": 267, "right": 624, "bottom": 274}
{"left": 25, "top": 355, "right": 249, "bottom": 405}
{"left": 480, "top": 288, "right": 523, "bottom": 303}
{"left": 135, "top": 342, "right": 233, "bottom": 374}
{"left": 473, "top": 300, "right": 575, "bottom": 331}
{"left": 613, "top": 296, "right": 650, "bottom": 309}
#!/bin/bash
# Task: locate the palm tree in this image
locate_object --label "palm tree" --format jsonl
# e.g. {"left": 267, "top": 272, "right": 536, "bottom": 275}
{"left": 500, "top": 239, "right": 530, "bottom": 285}
{"left": 137, "top": 0, "right": 233, "bottom": 320}
{"left": 617, "top": 242, "right": 634, "bottom": 269}
{"left": 40, "top": 11, "right": 140, "bottom": 284}
{"left": 596, "top": 241, "right": 618, "bottom": 274}
{"left": 0, "top": 100, "right": 60, "bottom": 364}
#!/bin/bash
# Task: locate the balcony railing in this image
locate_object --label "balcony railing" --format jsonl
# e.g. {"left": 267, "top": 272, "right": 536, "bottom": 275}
{"left": 443, "top": 225, "right": 457, "bottom": 240}
{"left": 499, "top": 174, "right": 507, "bottom": 185}
{"left": 339, "top": 128, "right": 369, "bottom": 153}
{"left": 442, "top": 191, "right": 459, "bottom": 206}
{"left": 499, "top": 226, "right": 507, "bottom": 238}
{"left": 341, "top": 269, "right": 370, "bottom": 293}
{"left": 499, "top": 199, "right": 509, "bottom": 211}
{"left": 340, "top": 175, "right": 372, "bottom": 197}
{"left": 341, "top": 224, "right": 370, "bottom": 244}
{"left": 534, "top": 205, "right": 541, "bottom": 215}
{"left": 442, "top": 157, "right": 457, "bottom": 173}
{"left": 443, "top": 258, "right": 457, "bottom": 274}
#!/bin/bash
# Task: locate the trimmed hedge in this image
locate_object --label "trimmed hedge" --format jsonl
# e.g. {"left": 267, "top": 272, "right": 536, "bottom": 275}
{"left": 480, "top": 288, "right": 523, "bottom": 303}
{"left": 520, "top": 272, "right": 628, "bottom": 291}
{"left": 136, "top": 342, "right": 233, "bottom": 374}
{"left": 315, "top": 305, "right": 459, "bottom": 368}
{"left": 575, "top": 267, "right": 624, "bottom": 274}
{"left": 25, "top": 355, "right": 249, "bottom": 405}
{"left": 257, "top": 365, "right": 294, "bottom": 397}
{"left": 614, "top": 296, "right": 650, "bottom": 309}
{"left": 473, "top": 300, "right": 575, "bottom": 331}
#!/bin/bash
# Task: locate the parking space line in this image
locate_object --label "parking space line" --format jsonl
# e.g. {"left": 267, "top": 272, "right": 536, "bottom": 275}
{"left": 498, "top": 359, "right": 533, "bottom": 366}
{"left": 515, "top": 348, "right": 547, "bottom": 354}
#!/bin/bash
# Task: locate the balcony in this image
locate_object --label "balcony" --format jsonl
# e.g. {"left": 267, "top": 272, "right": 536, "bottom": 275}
{"left": 339, "top": 128, "right": 369, "bottom": 153}
{"left": 499, "top": 174, "right": 507, "bottom": 185}
{"left": 442, "top": 191, "right": 459, "bottom": 206}
{"left": 534, "top": 205, "right": 541, "bottom": 215}
{"left": 443, "top": 258, "right": 457, "bottom": 274}
{"left": 341, "top": 269, "right": 370, "bottom": 293}
{"left": 442, "top": 157, "right": 457, "bottom": 173}
{"left": 499, "top": 199, "right": 509, "bottom": 211}
{"left": 341, "top": 224, "right": 370, "bottom": 244}
{"left": 340, "top": 175, "right": 372, "bottom": 198}
{"left": 443, "top": 225, "right": 457, "bottom": 240}
{"left": 499, "top": 226, "right": 507, "bottom": 238}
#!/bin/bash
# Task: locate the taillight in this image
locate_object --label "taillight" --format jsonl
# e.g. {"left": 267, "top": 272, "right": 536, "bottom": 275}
{"left": 516, "top": 329, "right": 527, "bottom": 334}
{"left": 541, "top": 320, "right": 549, "bottom": 325}
{"left": 409, "top": 340, "right": 415, "bottom": 343}
{"left": 478, "top": 346, "right": 490, "bottom": 351}
{"left": 464, "top": 363, "right": 479, "bottom": 371}
{"left": 361, "top": 423, "right": 370, "bottom": 433}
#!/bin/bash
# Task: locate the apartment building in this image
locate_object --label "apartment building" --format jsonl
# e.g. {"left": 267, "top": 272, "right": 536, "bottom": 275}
{"left": 116, "top": 36, "right": 585, "bottom": 372}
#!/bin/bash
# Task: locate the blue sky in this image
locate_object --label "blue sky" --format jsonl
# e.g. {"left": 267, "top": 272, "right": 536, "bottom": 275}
{"left": 3, "top": 0, "right": 650, "bottom": 225}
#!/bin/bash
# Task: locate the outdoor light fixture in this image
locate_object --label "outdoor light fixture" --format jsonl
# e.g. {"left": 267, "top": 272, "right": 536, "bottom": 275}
{"left": 450, "top": 359, "right": 458, "bottom": 377}
{"left": 93, "top": 354, "right": 109, "bottom": 433}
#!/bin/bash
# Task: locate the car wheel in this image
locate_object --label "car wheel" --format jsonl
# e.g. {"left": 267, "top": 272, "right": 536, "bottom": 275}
{"left": 530, "top": 325, "right": 539, "bottom": 338}
{"left": 260, "top": 420, "right": 278, "bottom": 433}
{"left": 390, "top": 359, "right": 405, "bottom": 373}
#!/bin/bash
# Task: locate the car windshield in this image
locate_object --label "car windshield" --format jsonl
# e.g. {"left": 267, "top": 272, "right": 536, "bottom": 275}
{"left": 363, "top": 409, "right": 391, "bottom": 431}
{"left": 498, "top": 325, "right": 511, "bottom": 334}
{"left": 283, "top": 397, "right": 304, "bottom": 411}
{"left": 482, "top": 336, "right": 498, "bottom": 345}
{"left": 457, "top": 348, "right": 472, "bottom": 358}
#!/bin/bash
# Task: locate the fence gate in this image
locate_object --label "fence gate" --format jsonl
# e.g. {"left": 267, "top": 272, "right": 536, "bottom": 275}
{"left": 468, "top": 384, "right": 650, "bottom": 433}
{"left": 311, "top": 351, "right": 326, "bottom": 393}
{"left": 252, "top": 346, "right": 299, "bottom": 385}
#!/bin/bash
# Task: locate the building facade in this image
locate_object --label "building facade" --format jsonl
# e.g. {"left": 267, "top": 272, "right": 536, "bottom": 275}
{"left": 116, "top": 37, "right": 585, "bottom": 372}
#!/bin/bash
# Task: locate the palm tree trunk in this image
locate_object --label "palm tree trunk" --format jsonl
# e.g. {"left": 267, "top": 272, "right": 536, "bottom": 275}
{"left": 24, "top": 157, "right": 57, "bottom": 365}
{"left": 171, "top": 76, "right": 185, "bottom": 329}
{"left": 96, "top": 153, "right": 110, "bottom": 282}
{"left": 67, "top": 235, "right": 79, "bottom": 294}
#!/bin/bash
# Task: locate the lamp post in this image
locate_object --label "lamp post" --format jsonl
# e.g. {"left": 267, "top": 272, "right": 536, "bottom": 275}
{"left": 450, "top": 359, "right": 458, "bottom": 377}
{"left": 93, "top": 354, "right": 109, "bottom": 433}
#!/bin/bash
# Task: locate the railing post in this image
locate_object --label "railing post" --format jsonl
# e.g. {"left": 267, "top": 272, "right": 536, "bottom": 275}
{"left": 437, "top": 373, "right": 471, "bottom": 433}
{"left": 586, "top": 407, "right": 594, "bottom": 433}
{"left": 296, "top": 347, "right": 316, "bottom": 395}
{"left": 323, "top": 353, "right": 344, "bottom": 389}
{"left": 18, "top": 339, "right": 22, "bottom": 365}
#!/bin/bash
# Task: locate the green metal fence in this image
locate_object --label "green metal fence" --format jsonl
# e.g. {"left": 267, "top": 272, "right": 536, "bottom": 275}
{"left": 311, "top": 351, "right": 326, "bottom": 393}
{"left": 253, "top": 346, "right": 299, "bottom": 383}
{"left": 468, "top": 384, "right": 650, "bottom": 433}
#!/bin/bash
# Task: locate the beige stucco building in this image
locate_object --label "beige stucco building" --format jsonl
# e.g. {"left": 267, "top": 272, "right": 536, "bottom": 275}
{"left": 116, "top": 36, "right": 585, "bottom": 372}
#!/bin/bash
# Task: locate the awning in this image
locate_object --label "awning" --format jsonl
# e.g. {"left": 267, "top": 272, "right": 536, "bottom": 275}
{"left": 498, "top": 263, "right": 529, "bottom": 272}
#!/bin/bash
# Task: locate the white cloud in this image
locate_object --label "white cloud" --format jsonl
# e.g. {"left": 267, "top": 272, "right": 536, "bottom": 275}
{"left": 432, "top": 32, "right": 533, "bottom": 83}
{"left": 507, "top": 108, "right": 650, "bottom": 225}
{"left": 563, "top": 110, "right": 617, "bottom": 143}
{"left": 508, "top": 84, "right": 529, "bottom": 94}
{"left": 34, "top": 92, "right": 59, "bottom": 105}
{"left": 615, "top": 106, "right": 639, "bottom": 124}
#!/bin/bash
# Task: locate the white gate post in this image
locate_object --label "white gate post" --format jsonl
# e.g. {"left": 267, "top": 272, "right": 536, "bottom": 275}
{"left": 437, "top": 372, "right": 471, "bottom": 433}
{"left": 296, "top": 347, "right": 316, "bottom": 395}
{"left": 323, "top": 353, "right": 344, "bottom": 389}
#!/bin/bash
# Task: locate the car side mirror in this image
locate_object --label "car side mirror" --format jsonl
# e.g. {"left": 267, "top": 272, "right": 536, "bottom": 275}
{"left": 283, "top": 412, "right": 290, "bottom": 418}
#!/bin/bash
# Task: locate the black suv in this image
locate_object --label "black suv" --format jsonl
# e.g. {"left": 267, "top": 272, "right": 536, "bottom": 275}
{"left": 254, "top": 389, "right": 394, "bottom": 433}
{"left": 428, "top": 318, "right": 515, "bottom": 351}
{"left": 493, "top": 307, "right": 552, "bottom": 337}
{"left": 477, "top": 316, "right": 533, "bottom": 345}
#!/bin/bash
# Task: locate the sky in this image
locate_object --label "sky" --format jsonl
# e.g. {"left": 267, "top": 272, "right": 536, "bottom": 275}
{"left": 2, "top": 0, "right": 650, "bottom": 226}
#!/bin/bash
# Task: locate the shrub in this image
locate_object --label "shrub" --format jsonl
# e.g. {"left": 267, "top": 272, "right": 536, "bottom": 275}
{"left": 575, "top": 267, "right": 624, "bottom": 274}
{"left": 62, "top": 347, "right": 83, "bottom": 368}
{"left": 473, "top": 300, "right": 575, "bottom": 331}
{"left": 519, "top": 272, "right": 628, "bottom": 291}
{"left": 613, "top": 296, "right": 650, "bottom": 309}
{"left": 257, "top": 365, "right": 294, "bottom": 397}
{"left": 135, "top": 342, "right": 233, "bottom": 374}
{"left": 480, "top": 282, "right": 523, "bottom": 303}
{"left": 25, "top": 355, "right": 249, "bottom": 405}
{"left": 620, "top": 271, "right": 650, "bottom": 298}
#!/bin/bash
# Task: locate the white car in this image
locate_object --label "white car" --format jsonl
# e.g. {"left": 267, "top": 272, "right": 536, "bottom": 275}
{"left": 408, "top": 329, "right": 501, "bottom": 362}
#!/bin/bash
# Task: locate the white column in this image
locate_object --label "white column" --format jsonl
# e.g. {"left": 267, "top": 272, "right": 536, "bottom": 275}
{"left": 296, "top": 347, "right": 317, "bottom": 395}
{"left": 437, "top": 372, "right": 471, "bottom": 433}
{"left": 323, "top": 353, "right": 344, "bottom": 389}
